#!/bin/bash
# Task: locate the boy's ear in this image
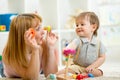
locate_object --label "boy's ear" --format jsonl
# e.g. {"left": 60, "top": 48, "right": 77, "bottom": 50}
{"left": 92, "top": 24, "right": 97, "bottom": 32}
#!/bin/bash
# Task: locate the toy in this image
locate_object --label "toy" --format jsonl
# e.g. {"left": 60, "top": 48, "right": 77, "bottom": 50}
{"left": 76, "top": 74, "right": 84, "bottom": 80}
{"left": 0, "top": 25, "right": 6, "bottom": 31}
{"left": 73, "top": 73, "right": 94, "bottom": 80}
{"left": 88, "top": 73, "right": 94, "bottom": 78}
{"left": 63, "top": 49, "right": 76, "bottom": 80}
{"left": 44, "top": 25, "right": 51, "bottom": 32}
{"left": 47, "top": 74, "right": 56, "bottom": 80}
{"left": 57, "top": 49, "right": 94, "bottom": 80}
{"left": 72, "top": 74, "right": 77, "bottom": 79}
{"left": 63, "top": 49, "right": 76, "bottom": 56}
{"left": 29, "top": 28, "right": 35, "bottom": 38}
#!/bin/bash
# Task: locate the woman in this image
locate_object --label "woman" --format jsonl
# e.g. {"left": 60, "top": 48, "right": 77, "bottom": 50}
{"left": 2, "top": 13, "right": 58, "bottom": 80}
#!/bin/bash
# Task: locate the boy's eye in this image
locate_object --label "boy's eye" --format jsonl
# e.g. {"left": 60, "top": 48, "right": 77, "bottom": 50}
{"left": 76, "top": 24, "right": 79, "bottom": 27}
{"left": 76, "top": 23, "right": 85, "bottom": 27}
{"left": 81, "top": 24, "right": 84, "bottom": 26}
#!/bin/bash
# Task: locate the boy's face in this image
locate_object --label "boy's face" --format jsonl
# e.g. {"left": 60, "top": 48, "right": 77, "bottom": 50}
{"left": 75, "top": 18, "right": 95, "bottom": 38}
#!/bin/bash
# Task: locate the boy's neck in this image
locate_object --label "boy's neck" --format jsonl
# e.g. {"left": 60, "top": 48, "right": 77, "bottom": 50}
{"left": 87, "top": 34, "right": 93, "bottom": 42}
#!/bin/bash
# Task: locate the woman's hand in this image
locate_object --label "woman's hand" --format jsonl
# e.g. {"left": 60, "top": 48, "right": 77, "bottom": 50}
{"left": 46, "top": 31, "right": 58, "bottom": 48}
{"left": 24, "top": 30, "right": 39, "bottom": 50}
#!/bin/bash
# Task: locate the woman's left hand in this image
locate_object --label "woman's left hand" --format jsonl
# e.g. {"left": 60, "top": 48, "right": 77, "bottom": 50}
{"left": 46, "top": 31, "right": 58, "bottom": 48}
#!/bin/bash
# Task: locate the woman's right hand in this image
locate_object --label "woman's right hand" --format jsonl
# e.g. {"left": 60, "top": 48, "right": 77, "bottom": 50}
{"left": 46, "top": 31, "right": 58, "bottom": 49}
{"left": 24, "top": 29, "right": 39, "bottom": 50}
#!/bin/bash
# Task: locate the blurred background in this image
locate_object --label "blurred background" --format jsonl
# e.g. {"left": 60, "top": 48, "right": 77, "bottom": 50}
{"left": 0, "top": 0, "right": 120, "bottom": 75}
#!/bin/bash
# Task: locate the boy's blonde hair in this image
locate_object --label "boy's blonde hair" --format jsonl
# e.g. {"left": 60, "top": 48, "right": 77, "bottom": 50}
{"left": 76, "top": 12, "right": 99, "bottom": 36}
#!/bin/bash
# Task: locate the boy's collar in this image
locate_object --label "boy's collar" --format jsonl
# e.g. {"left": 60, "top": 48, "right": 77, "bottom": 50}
{"left": 79, "top": 36, "right": 97, "bottom": 45}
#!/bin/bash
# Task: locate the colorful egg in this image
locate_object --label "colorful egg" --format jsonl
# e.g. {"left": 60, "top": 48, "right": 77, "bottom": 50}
{"left": 88, "top": 73, "right": 94, "bottom": 78}
{"left": 63, "top": 49, "right": 76, "bottom": 56}
{"left": 49, "top": 74, "right": 56, "bottom": 79}
{"left": 29, "top": 28, "right": 35, "bottom": 38}
{"left": 44, "top": 25, "right": 51, "bottom": 32}
{"left": 76, "top": 74, "right": 84, "bottom": 79}
{"left": 72, "top": 74, "right": 77, "bottom": 79}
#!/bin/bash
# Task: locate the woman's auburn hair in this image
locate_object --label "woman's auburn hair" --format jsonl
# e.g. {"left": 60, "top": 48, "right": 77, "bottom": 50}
{"left": 2, "top": 13, "right": 42, "bottom": 69}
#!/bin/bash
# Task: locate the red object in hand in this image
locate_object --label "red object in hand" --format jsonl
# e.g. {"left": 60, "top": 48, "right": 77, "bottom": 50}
{"left": 76, "top": 74, "right": 84, "bottom": 79}
{"left": 29, "top": 28, "right": 35, "bottom": 38}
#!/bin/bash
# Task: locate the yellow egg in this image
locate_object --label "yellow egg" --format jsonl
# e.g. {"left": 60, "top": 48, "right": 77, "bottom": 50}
{"left": 72, "top": 74, "right": 77, "bottom": 79}
{"left": 44, "top": 25, "right": 51, "bottom": 32}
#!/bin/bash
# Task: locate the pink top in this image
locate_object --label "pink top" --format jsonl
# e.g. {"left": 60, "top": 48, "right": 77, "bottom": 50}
{"left": 3, "top": 64, "right": 19, "bottom": 77}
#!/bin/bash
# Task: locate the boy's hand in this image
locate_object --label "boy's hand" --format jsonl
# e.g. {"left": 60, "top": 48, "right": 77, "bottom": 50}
{"left": 85, "top": 66, "right": 95, "bottom": 73}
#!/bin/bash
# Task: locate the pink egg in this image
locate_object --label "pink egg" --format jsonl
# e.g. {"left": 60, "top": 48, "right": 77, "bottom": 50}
{"left": 63, "top": 49, "right": 76, "bottom": 56}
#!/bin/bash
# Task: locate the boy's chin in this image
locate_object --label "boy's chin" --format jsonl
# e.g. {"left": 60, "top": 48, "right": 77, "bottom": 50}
{"left": 79, "top": 35, "right": 85, "bottom": 37}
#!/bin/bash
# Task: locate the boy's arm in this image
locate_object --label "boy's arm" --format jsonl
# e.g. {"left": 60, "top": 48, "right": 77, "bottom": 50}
{"left": 91, "top": 40, "right": 106, "bottom": 68}
{"left": 90, "top": 54, "right": 105, "bottom": 68}
{"left": 85, "top": 54, "right": 105, "bottom": 72}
